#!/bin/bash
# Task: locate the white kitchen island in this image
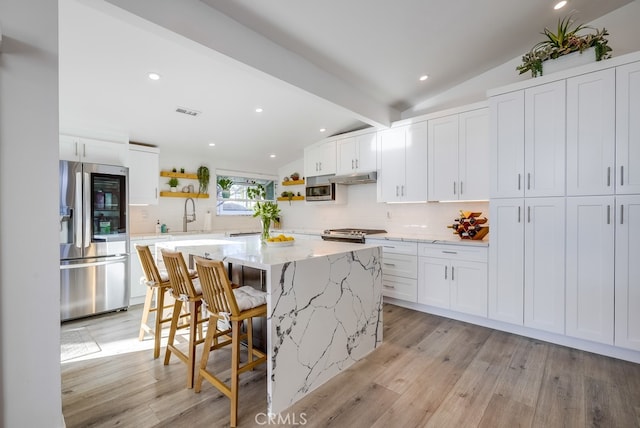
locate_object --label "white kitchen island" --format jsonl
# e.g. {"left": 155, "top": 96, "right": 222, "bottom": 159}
{"left": 156, "top": 236, "right": 383, "bottom": 414}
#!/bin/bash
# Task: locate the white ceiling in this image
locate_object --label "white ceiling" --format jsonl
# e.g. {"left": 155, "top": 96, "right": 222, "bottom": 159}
{"left": 59, "top": 0, "right": 632, "bottom": 173}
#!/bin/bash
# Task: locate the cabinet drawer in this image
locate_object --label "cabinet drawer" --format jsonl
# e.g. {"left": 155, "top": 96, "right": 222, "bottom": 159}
{"left": 418, "top": 243, "right": 488, "bottom": 262}
{"left": 382, "top": 274, "right": 417, "bottom": 302}
{"left": 368, "top": 239, "right": 418, "bottom": 255}
{"left": 381, "top": 253, "right": 417, "bottom": 279}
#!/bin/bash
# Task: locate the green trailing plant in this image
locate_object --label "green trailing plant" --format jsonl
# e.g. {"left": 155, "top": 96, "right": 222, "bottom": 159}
{"left": 517, "top": 15, "right": 612, "bottom": 77}
{"left": 247, "top": 184, "right": 266, "bottom": 200}
{"left": 281, "top": 190, "right": 295, "bottom": 205}
{"left": 196, "top": 166, "right": 210, "bottom": 194}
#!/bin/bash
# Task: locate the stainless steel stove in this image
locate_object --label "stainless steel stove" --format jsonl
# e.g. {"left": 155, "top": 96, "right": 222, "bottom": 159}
{"left": 321, "top": 228, "right": 387, "bottom": 244}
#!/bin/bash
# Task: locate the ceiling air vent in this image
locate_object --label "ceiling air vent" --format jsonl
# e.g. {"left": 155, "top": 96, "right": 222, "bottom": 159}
{"left": 175, "top": 106, "right": 201, "bottom": 117}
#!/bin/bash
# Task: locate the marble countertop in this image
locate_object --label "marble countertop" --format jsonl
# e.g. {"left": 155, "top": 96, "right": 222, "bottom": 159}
{"left": 155, "top": 235, "right": 380, "bottom": 269}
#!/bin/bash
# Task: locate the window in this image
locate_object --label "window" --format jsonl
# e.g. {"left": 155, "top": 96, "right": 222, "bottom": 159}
{"left": 216, "top": 174, "right": 276, "bottom": 216}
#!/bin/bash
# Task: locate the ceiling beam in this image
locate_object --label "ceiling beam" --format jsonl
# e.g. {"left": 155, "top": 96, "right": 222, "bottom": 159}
{"left": 101, "top": 0, "right": 398, "bottom": 128}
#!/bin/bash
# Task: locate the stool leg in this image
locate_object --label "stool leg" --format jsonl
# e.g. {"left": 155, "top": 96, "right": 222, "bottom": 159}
{"left": 186, "top": 300, "right": 201, "bottom": 389}
{"left": 164, "top": 300, "right": 183, "bottom": 366}
{"left": 230, "top": 319, "right": 241, "bottom": 427}
{"left": 153, "top": 287, "right": 166, "bottom": 359}
{"left": 138, "top": 286, "right": 154, "bottom": 341}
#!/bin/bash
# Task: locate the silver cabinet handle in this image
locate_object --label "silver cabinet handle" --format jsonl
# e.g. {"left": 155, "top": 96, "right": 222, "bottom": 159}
{"left": 528, "top": 206, "right": 531, "bottom": 223}
{"left": 383, "top": 262, "right": 396, "bottom": 267}
{"left": 460, "top": 181, "right": 463, "bottom": 195}
{"left": 607, "top": 205, "right": 611, "bottom": 224}
{"left": 451, "top": 266, "right": 454, "bottom": 281}
{"left": 444, "top": 265, "right": 448, "bottom": 280}
{"left": 518, "top": 206, "right": 521, "bottom": 223}
{"left": 352, "top": 159, "right": 355, "bottom": 169}
{"left": 83, "top": 143, "right": 86, "bottom": 158}
{"left": 383, "top": 284, "right": 396, "bottom": 289}
{"left": 527, "top": 173, "right": 531, "bottom": 190}
{"left": 355, "top": 159, "right": 359, "bottom": 169}
{"left": 621, "top": 204, "right": 624, "bottom": 225}
{"left": 74, "top": 141, "right": 78, "bottom": 156}
{"left": 396, "top": 185, "right": 399, "bottom": 197}
{"left": 518, "top": 173, "right": 521, "bottom": 190}
{"left": 621, "top": 166, "right": 624, "bottom": 186}
{"left": 607, "top": 167, "right": 611, "bottom": 187}
{"left": 453, "top": 181, "right": 456, "bottom": 195}
{"left": 401, "top": 185, "right": 405, "bottom": 196}
{"left": 442, "top": 250, "right": 457, "bottom": 254}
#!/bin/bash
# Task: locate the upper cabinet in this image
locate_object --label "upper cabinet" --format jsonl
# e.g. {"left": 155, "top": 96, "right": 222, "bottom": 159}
{"left": 377, "top": 121, "right": 428, "bottom": 203}
{"left": 428, "top": 108, "right": 489, "bottom": 201}
{"left": 566, "top": 68, "right": 616, "bottom": 196}
{"left": 336, "top": 131, "right": 377, "bottom": 175}
{"left": 490, "top": 80, "right": 565, "bottom": 198}
{"left": 304, "top": 139, "right": 337, "bottom": 178}
{"left": 616, "top": 61, "right": 640, "bottom": 195}
{"left": 59, "top": 134, "right": 128, "bottom": 166}
{"left": 128, "top": 145, "right": 159, "bottom": 205}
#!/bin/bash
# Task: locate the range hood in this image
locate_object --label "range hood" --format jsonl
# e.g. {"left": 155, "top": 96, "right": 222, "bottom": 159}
{"left": 328, "top": 171, "right": 377, "bottom": 185}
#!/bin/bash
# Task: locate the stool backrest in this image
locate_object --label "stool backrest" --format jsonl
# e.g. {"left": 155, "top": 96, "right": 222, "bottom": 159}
{"left": 194, "top": 257, "right": 240, "bottom": 316}
{"left": 135, "top": 245, "right": 164, "bottom": 285}
{"left": 161, "top": 249, "right": 198, "bottom": 301}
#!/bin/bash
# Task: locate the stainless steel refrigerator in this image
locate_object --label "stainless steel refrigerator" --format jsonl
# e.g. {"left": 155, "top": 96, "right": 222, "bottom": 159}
{"left": 59, "top": 161, "right": 130, "bottom": 321}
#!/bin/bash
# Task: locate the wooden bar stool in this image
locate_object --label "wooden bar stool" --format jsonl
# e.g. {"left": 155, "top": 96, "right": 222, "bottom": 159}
{"left": 193, "top": 256, "right": 267, "bottom": 427}
{"left": 161, "top": 249, "right": 208, "bottom": 389}
{"left": 136, "top": 245, "right": 195, "bottom": 359}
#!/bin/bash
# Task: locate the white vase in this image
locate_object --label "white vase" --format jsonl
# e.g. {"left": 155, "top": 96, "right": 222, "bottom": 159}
{"left": 543, "top": 47, "right": 596, "bottom": 75}
{"left": 170, "top": 187, "right": 177, "bottom": 193}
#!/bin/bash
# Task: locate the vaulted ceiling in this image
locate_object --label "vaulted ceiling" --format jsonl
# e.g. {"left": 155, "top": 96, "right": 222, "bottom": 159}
{"left": 59, "top": 0, "right": 633, "bottom": 172}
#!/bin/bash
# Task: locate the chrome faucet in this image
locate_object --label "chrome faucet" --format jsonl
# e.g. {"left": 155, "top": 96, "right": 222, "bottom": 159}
{"left": 183, "top": 197, "right": 196, "bottom": 232}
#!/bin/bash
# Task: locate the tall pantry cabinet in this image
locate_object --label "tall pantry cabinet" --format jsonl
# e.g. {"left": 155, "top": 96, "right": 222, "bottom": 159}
{"left": 489, "top": 53, "right": 640, "bottom": 352}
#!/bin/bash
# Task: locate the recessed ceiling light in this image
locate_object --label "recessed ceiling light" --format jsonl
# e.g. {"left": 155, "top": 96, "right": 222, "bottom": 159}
{"left": 208, "top": 143, "right": 216, "bottom": 147}
{"left": 269, "top": 154, "right": 276, "bottom": 158}
{"left": 554, "top": 1, "right": 567, "bottom": 10}
{"left": 319, "top": 128, "right": 326, "bottom": 133}
{"left": 419, "top": 75, "right": 429, "bottom": 81}
{"left": 255, "top": 108, "right": 263, "bottom": 113}
{"left": 148, "top": 72, "right": 161, "bottom": 80}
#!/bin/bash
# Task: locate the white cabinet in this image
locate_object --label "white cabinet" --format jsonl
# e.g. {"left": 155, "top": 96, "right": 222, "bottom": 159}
{"left": 490, "top": 81, "right": 565, "bottom": 198}
{"left": 60, "top": 134, "right": 128, "bottom": 166}
{"left": 368, "top": 239, "right": 417, "bottom": 302}
{"left": 336, "top": 132, "right": 377, "bottom": 174}
{"left": 566, "top": 69, "right": 616, "bottom": 196}
{"left": 488, "top": 199, "right": 524, "bottom": 324}
{"left": 566, "top": 196, "right": 615, "bottom": 345}
{"left": 489, "top": 198, "right": 565, "bottom": 332}
{"left": 524, "top": 80, "right": 566, "bottom": 197}
{"left": 615, "top": 195, "right": 640, "bottom": 351}
{"left": 128, "top": 145, "right": 159, "bottom": 205}
{"left": 616, "top": 62, "right": 640, "bottom": 195}
{"left": 428, "top": 108, "right": 489, "bottom": 201}
{"left": 418, "top": 243, "right": 488, "bottom": 317}
{"left": 523, "top": 198, "right": 565, "bottom": 334}
{"left": 304, "top": 139, "right": 337, "bottom": 177}
{"left": 377, "top": 122, "right": 428, "bottom": 202}
{"left": 490, "top": 90, "right": 525, "bottom": 198}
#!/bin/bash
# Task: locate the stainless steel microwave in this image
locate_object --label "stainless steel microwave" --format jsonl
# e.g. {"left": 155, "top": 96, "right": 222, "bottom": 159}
{"left": 305, "top": 183, "right": 336, "bottom": 201}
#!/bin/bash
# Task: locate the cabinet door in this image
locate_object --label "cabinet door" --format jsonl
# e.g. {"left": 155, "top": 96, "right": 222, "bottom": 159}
{"left": 428, "top": 114, "right": 459, "bottom": 201}
{"left": 81, "top": 138, "right": 128, "bottom": 166}
{"left": 488, "top": 198, "right": 524, "bottom": 324}
{"left": 129, "top": 146, "right": 159, "bottom": 205}
{"left": 382, "top": 274, "right": 417, "bottom": 302}
{"left": 614, "top": 195, "right": 640, "bottom": 351}
{"left": 418, "top": 256, "right": 450, "bottom": 308}
{"left": 566, "top": 196, "right": 615, "bottom": 345}
{"left": 524, "top": 198, "right": 565, "bottom": 334}
{"left": 490, "top": 91, "right": 525, "bottom": 198}
{"left": 524, "top": 80, "right": 566, "bottom": 197}
{"left": 404, "top": 121, "right": 428, "bottom": 201}
{"left": 459, "top": 108, "right": 489, "bottom": 201}
{"left": 60, "top": 135, "right": 81, "bottom": 161}
{"left": 336, "top": 137, "right": 357, "bottom": 175}
{"left": 355, "top": 132, "right": 377, "bottom": 172}
{"left": 305, "top": 139, "right": 336, "bottom": 177}
{"left": 566, "top": 69, "right": 616, "bottom": 196}
{"left": 377, "top": 127, "right": 406, "bottom": 202}
{"left": 450, "top": 259, "right": 487, "bottom": 317}
{"left": 616, "top": 62, "right": 640, "bottom": 195}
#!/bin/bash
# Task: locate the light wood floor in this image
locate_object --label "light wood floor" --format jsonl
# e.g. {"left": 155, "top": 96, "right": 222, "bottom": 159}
{"left": 61, "top": 304, "right": 640, "bottom": 428}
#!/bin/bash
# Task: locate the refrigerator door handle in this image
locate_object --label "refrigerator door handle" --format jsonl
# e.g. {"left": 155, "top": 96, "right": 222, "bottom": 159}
{"left": 60, "top": 255, "right": 128, "bottom": 270}
{"left": 74, "top": 172, "right": 83, "bottom": 249}
{"left": 84, "top": 172, "right": 91, "bottom": 248}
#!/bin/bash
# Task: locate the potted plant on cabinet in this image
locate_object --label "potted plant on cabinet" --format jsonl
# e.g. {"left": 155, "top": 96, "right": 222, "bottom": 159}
{"left": 517, "top": 15, "right": 612, "bottom": 77}
{"left": 217, "top": 176, "right": 233, "bottom": 199}
{"left": 168, "top": 177, "right": 179, "bottom": 192}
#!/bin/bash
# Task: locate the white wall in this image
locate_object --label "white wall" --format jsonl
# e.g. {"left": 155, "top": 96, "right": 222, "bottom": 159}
{"left": 0, "top": 1, "right": 63, "bottom": 426}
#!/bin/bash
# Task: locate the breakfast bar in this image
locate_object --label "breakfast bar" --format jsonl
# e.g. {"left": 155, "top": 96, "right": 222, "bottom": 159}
{"left": 156, "top": 236, "right": 383, "bottom": 414}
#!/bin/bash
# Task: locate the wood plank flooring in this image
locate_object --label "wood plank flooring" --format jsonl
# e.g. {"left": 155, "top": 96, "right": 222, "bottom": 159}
{"left": 61, "top": 304, "right": 640, "bottom": 427}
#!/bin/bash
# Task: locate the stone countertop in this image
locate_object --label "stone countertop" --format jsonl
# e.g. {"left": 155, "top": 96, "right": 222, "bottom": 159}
{"left": 155, "top": 235, "right": 380, "bottom": 270}
{"left": 368, "top": 233, "right": 489, "bottom": 246}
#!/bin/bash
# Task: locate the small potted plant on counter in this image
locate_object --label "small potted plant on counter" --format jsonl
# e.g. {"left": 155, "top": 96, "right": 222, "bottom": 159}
{"left": 168, "top": 177, "right": 179, "bottom": 192}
